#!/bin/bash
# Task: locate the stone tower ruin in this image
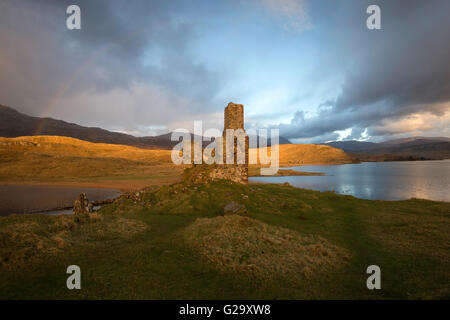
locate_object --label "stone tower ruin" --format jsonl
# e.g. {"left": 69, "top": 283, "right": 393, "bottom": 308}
{"left": 184, "top": 102, "right": 249, "bottom": 184}
{"left": 224, "top": 102, "right": 244, "bottom": 130}
{"left": 220, "top": 102, "right": 249, "bottom": 183}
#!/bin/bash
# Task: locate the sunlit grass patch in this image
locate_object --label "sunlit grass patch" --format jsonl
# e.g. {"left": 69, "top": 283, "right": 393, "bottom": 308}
{"left": 183, "top": 215, "right": 350, "bottom": 281}
{"left": 0, "top": 213, "right": 147, "bottom": 269}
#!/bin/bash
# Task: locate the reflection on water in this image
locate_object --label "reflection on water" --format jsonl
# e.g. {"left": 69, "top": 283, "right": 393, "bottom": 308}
{"left": 42, "top": 205, "right": 102, "bottom": 216}
{"left": 0, "top": 185, "right": 120, "bottom": 216}
{"left": 250, "top": 160, "right": 450, "bottom": 201}
{"left": 42, "top": 209, "right": 73, "bottom": 215}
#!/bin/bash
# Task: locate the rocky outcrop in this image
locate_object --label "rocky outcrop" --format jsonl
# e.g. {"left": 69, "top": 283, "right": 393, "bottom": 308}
{"left": 223, "top": 202, "right": 247, "bottom": 215}
{"left": 73, "top": 192, "right": 93, "bottom": 214}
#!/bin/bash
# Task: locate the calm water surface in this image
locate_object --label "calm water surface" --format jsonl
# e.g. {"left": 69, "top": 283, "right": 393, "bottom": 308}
{"left": 0, "top": 185, "right": 120, "bottom": 216}
{"left": 250, "top": 160, "right": 450, "bottom": 201}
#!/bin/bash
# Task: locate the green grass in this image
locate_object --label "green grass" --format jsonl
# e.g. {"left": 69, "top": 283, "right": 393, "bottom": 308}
{"left": 0, "top": 180, "right": 449, "bottom": 299}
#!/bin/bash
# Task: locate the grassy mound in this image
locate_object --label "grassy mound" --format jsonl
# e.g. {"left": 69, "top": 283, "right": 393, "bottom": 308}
{"left": 184, "top": 215, "right": 349, "bottom": 280}
{"left": 0, "top": 213, "right": 147, "bottom": 269}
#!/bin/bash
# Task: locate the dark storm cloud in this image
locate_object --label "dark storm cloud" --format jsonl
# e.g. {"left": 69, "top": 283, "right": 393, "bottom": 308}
{"left": 0, "top": 0, "right": 222, "bottom": 122}
{"left": 281, "top": 0, "right": 450, "bottom": 141}
{"left": 334, "top": 0, "right": 450, "bottom": 114}
{"left": 1, "top": 0, "right": 449, "bottom": 139}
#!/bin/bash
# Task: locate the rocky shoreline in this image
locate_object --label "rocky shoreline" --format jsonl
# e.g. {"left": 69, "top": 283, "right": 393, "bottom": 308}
{"left": 23, "top": 197, "right": 118, "bottom": 215}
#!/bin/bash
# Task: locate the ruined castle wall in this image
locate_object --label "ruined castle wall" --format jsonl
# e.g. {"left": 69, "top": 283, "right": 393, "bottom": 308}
{"left": 193, "top": 102, "right": 249, "bottom": 184}
{"left": 208, "top": 165, "right": 248, "bottom": 184}
{"left": 220, "top": 102, "right": 249, "bottom": 183}
{"left": 224, "top": 103, "right": 244, "bottom": 130}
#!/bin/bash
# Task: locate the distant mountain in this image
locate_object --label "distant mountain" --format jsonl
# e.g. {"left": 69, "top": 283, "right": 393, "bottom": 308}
{"left": 379, "top": 136, "right": 450, "bottom": 146}
{"left": 326, "top": 140, "right": 378, "bottom": 152}
{"left": 325, "top": 137, "right": 450, "bottom": 160}
{"left": 0, "top": 104, "right": 291, "bottom": 149}
{"left": 247, "top": 134, "right": 291, "bottom": 147}
{"left": 0, "top": 104, "right": 154, "bottom": 147}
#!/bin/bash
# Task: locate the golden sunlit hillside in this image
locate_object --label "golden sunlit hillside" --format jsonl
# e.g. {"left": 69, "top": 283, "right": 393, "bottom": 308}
{"left": 0, "top": 136, "right": 357, "bottom": 188}
{"left": 0, "top": 135, "right": 173, "bottom": 161}
{"left": 0, "top": 136, "right": 180, "bottom": 189}
{"left": 250, "top": 144, "right": 358, "bottom": 167}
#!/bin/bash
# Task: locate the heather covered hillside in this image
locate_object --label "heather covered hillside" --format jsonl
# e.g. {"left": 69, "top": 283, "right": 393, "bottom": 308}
{"left": 251, "top": 144, "right": 358, "bottom": 166}
{"left": 0, "top": 136, "right": 355, "bottom": 184}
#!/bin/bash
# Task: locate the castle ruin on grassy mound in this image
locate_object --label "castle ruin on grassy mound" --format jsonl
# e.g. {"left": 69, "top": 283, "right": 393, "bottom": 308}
{"left": 184, "top": 102, "right": 249, "bottom": 184}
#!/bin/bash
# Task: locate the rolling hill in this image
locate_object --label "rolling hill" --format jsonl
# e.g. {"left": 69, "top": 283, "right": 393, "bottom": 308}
{"left": 251, "top": 144, "right": 358, "bottom": 167}
{"left": 0, "top": 136, "right": 356, "bottom": 183}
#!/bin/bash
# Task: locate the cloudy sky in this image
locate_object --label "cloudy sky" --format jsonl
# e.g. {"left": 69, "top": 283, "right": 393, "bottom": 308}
{"left": 1, "top": 0, "right": 449, "bottom": 142}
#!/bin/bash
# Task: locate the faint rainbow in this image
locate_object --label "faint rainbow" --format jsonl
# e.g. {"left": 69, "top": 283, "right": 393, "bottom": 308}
{"left": 34, "top": 17, "right": 153, "bottom": 136}
{"left": 34, "top": 46, "right": 108, "bottom": 135}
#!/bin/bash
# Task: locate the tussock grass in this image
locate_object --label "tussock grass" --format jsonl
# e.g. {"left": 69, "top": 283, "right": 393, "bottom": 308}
{"left": 184, "top": 215, "right": 350, "bottom": 280}
{"left": 0, "top": 177, "right": 449, "bottom": 299}
{"left": 0, "top": 213, "right": 147, "bottom": 269}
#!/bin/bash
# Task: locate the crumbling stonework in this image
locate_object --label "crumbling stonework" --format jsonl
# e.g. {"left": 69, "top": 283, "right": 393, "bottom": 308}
{"left": 222, "top": 103, "right": 249, "bottom": 163}
{"left": 220, "top": 102, "right": 248, "bottom": 183}
{"left": 210, "top": 165, "right": 248, "bottom": 184}
{"left": 184, "top": 163, "right": 248, "bottom": 184}
{"left": 224, "top": 102, "right": 244, "bottom": 130}
{"left": 73, "top": 192, "right": 93, "bottom": 214}
{"left": 186, "top": 102, "right": 249, "bottom": 184}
